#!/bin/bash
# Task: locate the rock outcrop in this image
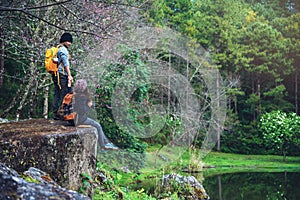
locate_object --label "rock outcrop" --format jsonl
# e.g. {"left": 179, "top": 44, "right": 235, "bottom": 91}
{"left": 163, "top": 173, "right": 210, "bottom": 200}
{"left": 0, "top": 118, "right": 98, "bottom": 190}
{"left": 0, "top": 162, "right": 90, "bottom": 199}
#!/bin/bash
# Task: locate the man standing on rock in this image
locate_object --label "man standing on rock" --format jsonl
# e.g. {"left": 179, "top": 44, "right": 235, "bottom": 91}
{"left": 53, "top": 33, "right": 74, "bottom": 120}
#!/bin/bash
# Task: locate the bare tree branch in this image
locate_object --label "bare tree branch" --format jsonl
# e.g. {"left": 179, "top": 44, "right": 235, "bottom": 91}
{"left": 0, "top": 0, "right": 72, "bottom": 11}
{"left": 19, "top": 9, "right": 104, "bottom": 37}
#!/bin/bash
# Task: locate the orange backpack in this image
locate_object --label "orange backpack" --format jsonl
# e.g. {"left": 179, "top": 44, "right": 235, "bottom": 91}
{"left": 58, "top": 93, "right": 78, "bottom": 126}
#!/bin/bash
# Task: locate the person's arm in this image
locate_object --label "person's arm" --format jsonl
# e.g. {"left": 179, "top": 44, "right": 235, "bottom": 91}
{"left": 60, "top": 48, "right": 73, "bottom": 84}
{"left": 65, "top": 66, "right": 73, "bottom": 85}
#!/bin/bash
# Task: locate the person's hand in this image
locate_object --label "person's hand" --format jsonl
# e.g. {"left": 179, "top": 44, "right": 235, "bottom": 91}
{"left": 68, "top": 75, "right": 73, "bottom": 83}
{"left": 87, "top": 100, "right": 93, "bottom": 107}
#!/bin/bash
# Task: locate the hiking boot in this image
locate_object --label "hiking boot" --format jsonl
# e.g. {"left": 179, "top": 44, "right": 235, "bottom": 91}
{"left": 104, "top": 143, "right": 119, "bottom": 150}
{"left": 53, "top": 112, "right": 61, "bottom": 120}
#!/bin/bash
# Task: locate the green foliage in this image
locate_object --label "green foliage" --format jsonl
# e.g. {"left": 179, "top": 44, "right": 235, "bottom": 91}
{"left": 142, "top": 114, "right": 181, "bottom": 146}
{"left": 21, "top": 174, "right": 40, "bottom": 184}
{"left": 79, "top": 173, "right": 93, "bottom": 196}
{"left": 143, "top": 0, "right": 300, "bottom": 156}
{"left": 0, "top": 59, "right": 24, "bottom": 116}
{"left": 90, "top": 162, "right": 156, "bottom": 200}
{"left": 95, "top": 47, "right": 149, "bottom": 171}
{"left": 220, "top": 121, "right": 267, "bottom": 155}
{"left": 262, "top": 84, "right": 294, "bottom": 112}
{"left": 259, "top": 110, "right": 300, "bottom": 160}
{"left": 158, "top": 181, "right": 196, "bottom": 200}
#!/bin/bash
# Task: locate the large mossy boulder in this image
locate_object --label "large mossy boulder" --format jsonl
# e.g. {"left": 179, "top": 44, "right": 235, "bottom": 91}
{"left": 162, "top": 174, "right": 210, "bottom": 200}
{"left": 0, "top": 118, "right": 98, "bottom": 190}
{"left": 0, "top": 162, "right": 90, "bottom": 199}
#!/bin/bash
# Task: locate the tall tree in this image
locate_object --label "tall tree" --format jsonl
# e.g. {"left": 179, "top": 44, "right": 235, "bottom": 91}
{"left": 238, "top": 18, "right": 292, "bottom": 119}
{"left": 0, "top": 0, "right": 147, "bottom": 119}
{"left": 271, "top": 13, "right": 300, "bottom": 114}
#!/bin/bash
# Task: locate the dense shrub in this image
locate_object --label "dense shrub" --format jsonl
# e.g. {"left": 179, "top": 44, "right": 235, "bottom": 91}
{"left": 259, "top": 110, "right": 300, "bottom": 159}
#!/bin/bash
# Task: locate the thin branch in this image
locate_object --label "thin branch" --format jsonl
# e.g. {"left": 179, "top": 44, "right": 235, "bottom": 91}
{"left": 0, "top": 0, "right": 72, "bottom": 11}
{"left": 19, "top": 9, "right": 104, "bottom": 38}
{"left": 26, "top": 0, "right": 72, "bottom": 10}
{"left": 0, "top": 7, "right": 22, "bottom": 12}
{"left": 1, "top": 5, "right": 105, "bottom": 38}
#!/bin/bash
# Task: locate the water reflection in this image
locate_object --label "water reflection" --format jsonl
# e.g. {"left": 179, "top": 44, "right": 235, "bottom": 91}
{"left": 203, "top": 172, "right": 300, "bottom": 200}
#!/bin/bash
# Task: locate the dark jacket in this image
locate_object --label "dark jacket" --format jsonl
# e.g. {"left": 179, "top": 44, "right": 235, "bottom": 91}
{"left": 73, "top": 94, "right": 90, "bottom": 124}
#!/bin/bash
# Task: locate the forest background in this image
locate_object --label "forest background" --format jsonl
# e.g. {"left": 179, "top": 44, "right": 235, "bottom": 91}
{"left": 0, "top": 0, "right": 300, "bottom": 168}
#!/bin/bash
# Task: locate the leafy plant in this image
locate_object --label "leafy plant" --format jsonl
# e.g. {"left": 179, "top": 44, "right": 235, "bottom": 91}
{"left": 259, "top": 110, "right": 300, "bottom": 161}
{"left": 79, "top": 173, "right": 93, "bottom": 196}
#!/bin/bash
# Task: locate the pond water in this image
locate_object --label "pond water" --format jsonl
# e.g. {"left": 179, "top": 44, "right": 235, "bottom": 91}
{"left": 203, "top": 172, "right": 300, "bottom": 200}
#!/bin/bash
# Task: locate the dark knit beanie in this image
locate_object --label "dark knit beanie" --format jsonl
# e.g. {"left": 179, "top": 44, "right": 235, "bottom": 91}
{"left": 60, "top": 33, "right": 73, "bottom": 43}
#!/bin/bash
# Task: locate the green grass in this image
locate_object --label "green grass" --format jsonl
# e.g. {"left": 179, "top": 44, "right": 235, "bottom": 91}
{"left": 202, "top": 151, "right": 300, "bottom": 168}
{"left": 142, "top": 147, "right": 300, "bottom": 174}
{"left": 142, "top": 147, "right": 300, "bottom": 175}
{"left": 197, "top": 151, "right": 300, "bottom": 177}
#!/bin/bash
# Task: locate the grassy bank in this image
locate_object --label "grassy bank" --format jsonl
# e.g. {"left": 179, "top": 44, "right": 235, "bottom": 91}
{"left": 92, "top": 151, "right": 300, "bottom": 199}
{"left": 141, "top": 149, "right": 300, "bottom": 176}
{"left": 128, "top": 150, "right": 300, "bottom": 187}
{"left": 203, "top": 151, "right": 300, "bottom": 168}
{"left": 200, "top": 151, "right": 300, "bottom": 177}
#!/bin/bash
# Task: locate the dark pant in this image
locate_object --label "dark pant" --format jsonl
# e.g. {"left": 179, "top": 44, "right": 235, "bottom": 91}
{"left": 82, "top": 118, "right": 109, "bottom": 148}
{"left": 52, "top": 73, "right": 68, "bottom": 113}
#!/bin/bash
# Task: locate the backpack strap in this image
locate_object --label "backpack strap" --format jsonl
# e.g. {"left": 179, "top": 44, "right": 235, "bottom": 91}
{"left": 57, "top": 71, "right": 61, "bottom": 90}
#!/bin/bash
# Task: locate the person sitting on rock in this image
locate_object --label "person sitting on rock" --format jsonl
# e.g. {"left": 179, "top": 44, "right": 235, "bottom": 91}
{"left": 73, "top": 79, "right": 118, "bottom": 152}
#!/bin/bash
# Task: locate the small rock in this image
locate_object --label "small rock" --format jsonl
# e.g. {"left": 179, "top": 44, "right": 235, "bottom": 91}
{"left": 95, "top": 172, "right": 107, "bottom": 182}
{"left": 120, "top": 166, "right": 131, "bottom": 173}
{"left": 158, "top": 154, "right": 169, "bottom": 161}
{"left": 0, "top": 118, "right": 9, "bottom": 124}
{"left": 0, "top": 162, "right": 19, "bottom": 177}
{"left": 24, "top": 167, "right": 58, "bottom": 186}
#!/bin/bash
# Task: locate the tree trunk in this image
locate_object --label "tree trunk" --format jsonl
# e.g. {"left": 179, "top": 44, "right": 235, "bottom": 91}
{"left": 227, "top": 72, "right": 232, "bottom": 111}
{"left": 167, "top": 52, "right": 171, "bottom": 115}
{"left": 16, "top": 62, "right": 35, "bottom": 121}
{"left": 186, "top": 57, "right": 189, "bottom": 111}
{"left": 234, "top": 96, "right": 238, "bottom": 114}
{"left": 218, "top": 175, "right": 223, "bottom": 200}
{"left": 257, "top": 78, "right": 261, "bottom": 116}
{"left": 217, "top": 71, "right": 221, "bottom": 151}
{"left": 43, "top": 85, "right": 49, "bottom": 119}
{"left": 186, "top": 58, "right": 190, "bottom": 144}
{"left": 283, "top": 143, "right": 287, "bottom": 162}
{"left": 295, "top": 71, "right": 298, "bottom": 115}
{"left": 283, "top": 150, "right": 286, "bottom": 162}
{"left": 251, "top": 73, "right": 256, "bottom": 120}
{"left": 234, "top": 73, "right": 240, "bottom": 114}
{"left": 0, "top": 38, "right": 4, "bottom": 87}
{"left": 1, "top": 82, "right": 24, "bottom": 118}
{"left": 28, "top": 79, "right": 38, "bottom": 119}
